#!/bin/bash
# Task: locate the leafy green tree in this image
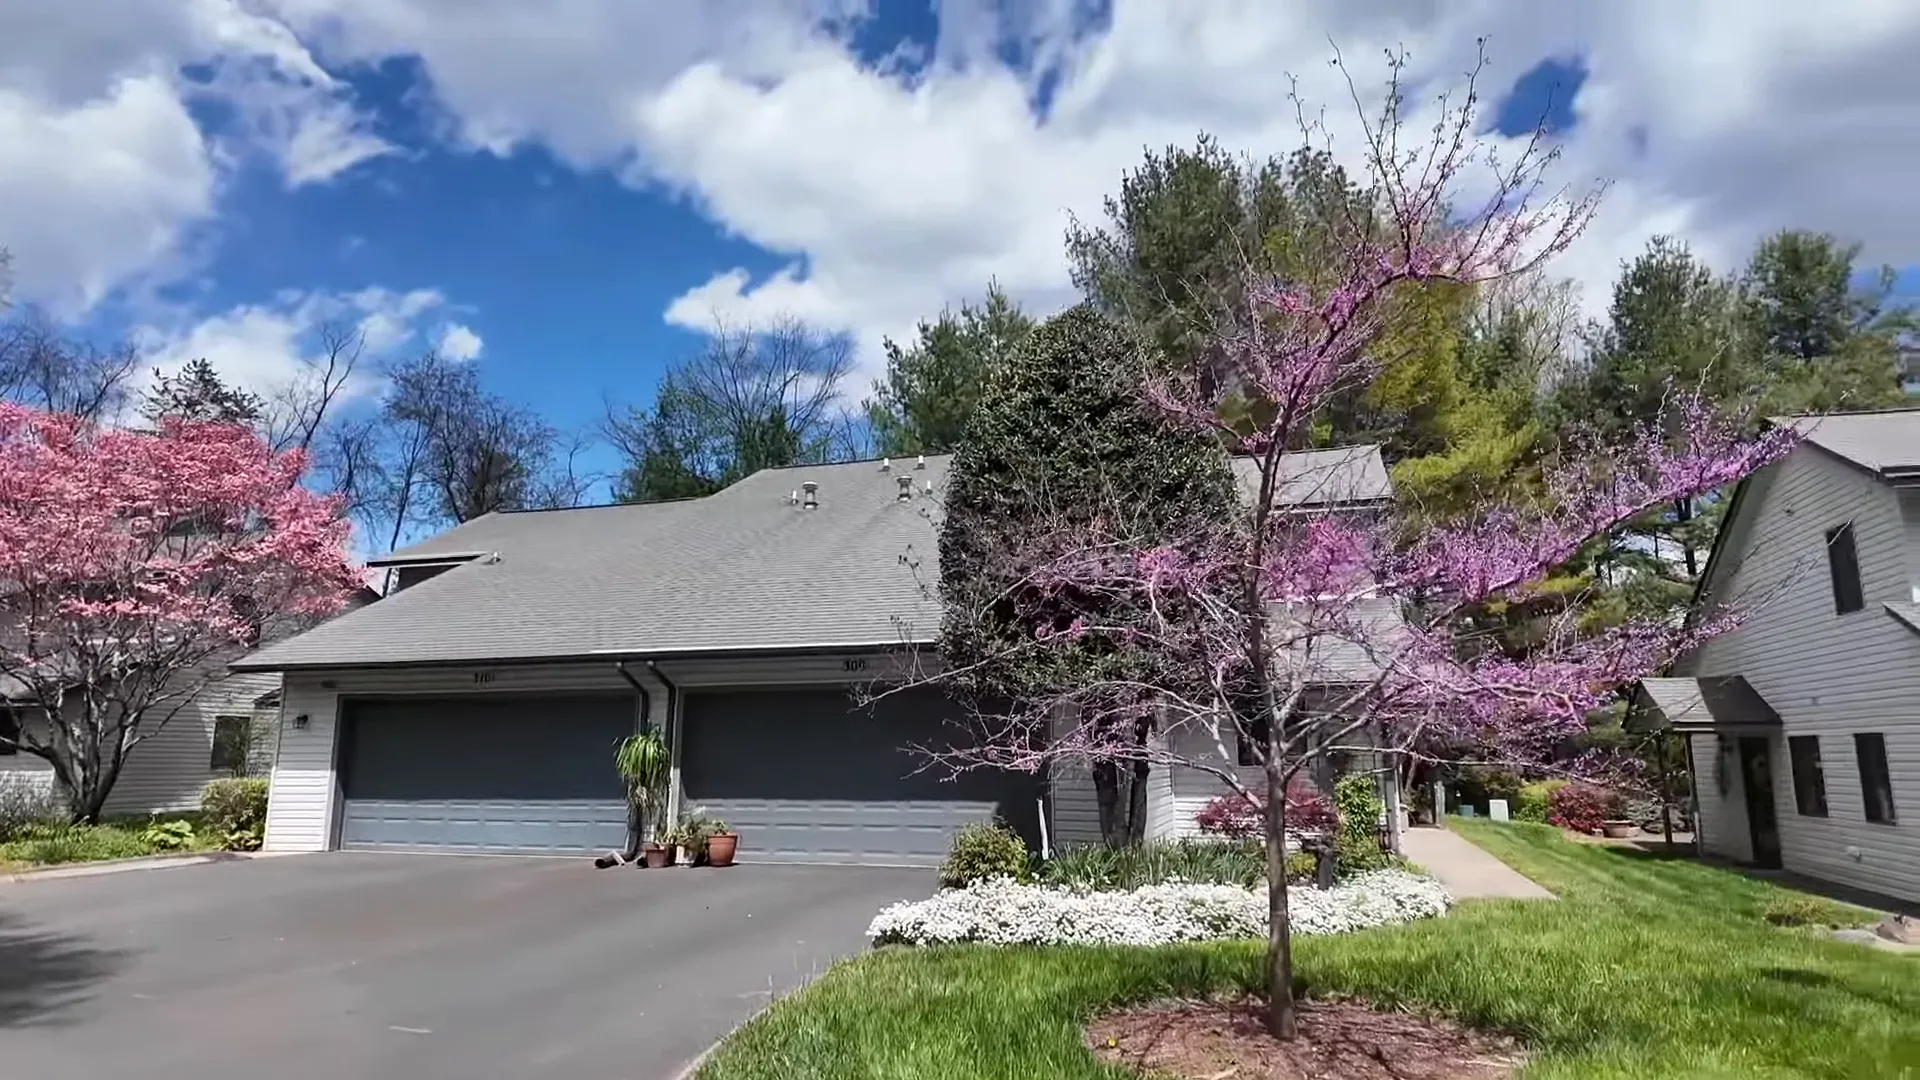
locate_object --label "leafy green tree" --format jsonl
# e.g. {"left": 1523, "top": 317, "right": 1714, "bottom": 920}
{"left": 939, "top": 304, "right": 1237, "bottom": 846}
{"left": 1741, "top": 230, "right": 1909, "bottom": 415}
{"left": 864, "top": 283, "right": 1034, "bottom": 456}
{"left": 142, "top": 358, "right": 263, "bottom": 426}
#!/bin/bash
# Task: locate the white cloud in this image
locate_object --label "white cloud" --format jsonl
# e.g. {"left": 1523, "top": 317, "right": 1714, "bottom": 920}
{"left": 437, "top": 322, "right": 483, "bottom": 361}
{"left": 133, "top": 286, "right": 452, "bottom": 404}
{"left": 0, "top": 0, "right": 389, "bottom": 312}
{"left": 254, "top": 0, "right": 1920, "bottom": 382}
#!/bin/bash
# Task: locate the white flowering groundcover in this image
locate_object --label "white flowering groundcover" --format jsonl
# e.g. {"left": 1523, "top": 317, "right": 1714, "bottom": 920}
{"left": 868, "top": 869, "right": 1451, "bottom": 947}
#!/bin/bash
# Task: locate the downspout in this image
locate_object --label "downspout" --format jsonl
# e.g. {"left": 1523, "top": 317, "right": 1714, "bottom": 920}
{"left": 648, "top": 660, "right": 683, "bottom": 827}
{"left": 613, "top": 661, "right": 653, "bottom": 861}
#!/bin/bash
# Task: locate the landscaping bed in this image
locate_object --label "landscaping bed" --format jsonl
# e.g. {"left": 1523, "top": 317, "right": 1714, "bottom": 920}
{"left": 870, "top": 870, "right": 1451, "bottom": 946}
{"left": 1090, "top": 997, "right": 1523, "bottom": 1080}
{"left": 697, "top": 821, "right": 1920, "bottom": 1080}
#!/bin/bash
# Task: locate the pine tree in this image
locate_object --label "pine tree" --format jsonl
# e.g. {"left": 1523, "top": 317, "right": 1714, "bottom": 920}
{"left": 865, "top": 283, "right": 1034, "bottom": 456}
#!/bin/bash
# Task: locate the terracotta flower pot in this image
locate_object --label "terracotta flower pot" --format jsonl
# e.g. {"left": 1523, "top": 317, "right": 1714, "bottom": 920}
{"left": 706, "top": 832, "right": 738, "bottom": 867}
{"left": 1601, "top": 820, "right": 1639, "bottom": 839}
{"left": 642, "top": 844, "right": 671, "bottom": 869}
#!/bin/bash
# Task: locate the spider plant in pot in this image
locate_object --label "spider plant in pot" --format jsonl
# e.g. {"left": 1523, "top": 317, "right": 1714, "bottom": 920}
{"left": 613, "top": 731, "right": 670, "bottom": 868}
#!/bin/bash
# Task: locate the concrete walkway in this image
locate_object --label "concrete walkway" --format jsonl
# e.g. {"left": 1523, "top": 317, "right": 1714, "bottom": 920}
{"left": 1401, "top": 826, "right": 1555, "bottom": 900}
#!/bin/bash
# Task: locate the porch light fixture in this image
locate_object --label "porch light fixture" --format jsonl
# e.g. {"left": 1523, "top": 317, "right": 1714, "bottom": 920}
{"left": 292, "top": 714, "right": 310, "bottom": 730}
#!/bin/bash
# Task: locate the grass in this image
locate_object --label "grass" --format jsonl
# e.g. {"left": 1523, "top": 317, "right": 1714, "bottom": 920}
{"left": 0, "top": 818, "right": 218, "bottom": 868}
{"left": 697, "top": 820, "right": 1920, "bottom": 1080}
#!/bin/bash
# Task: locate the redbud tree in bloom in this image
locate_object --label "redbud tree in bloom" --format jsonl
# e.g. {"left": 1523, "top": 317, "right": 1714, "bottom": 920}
{"left": 919, "top": 57, "right": 1798, "bottom": 1040}
{"left": 0, "top": 404, "right": 362, "bottom": 821}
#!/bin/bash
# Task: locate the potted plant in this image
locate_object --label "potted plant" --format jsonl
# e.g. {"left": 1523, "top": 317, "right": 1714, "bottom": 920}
{"left": 706, "top": 819, "right": 738, "bottom": 867}
{"left": 671, "top": 817, "right": 708, "bottom": 867}
{"left": 1601, "top": 819, "right": 1639, "bottom": 839}
{"left": 613, "top": 731, "right": 670, "bottom": 868}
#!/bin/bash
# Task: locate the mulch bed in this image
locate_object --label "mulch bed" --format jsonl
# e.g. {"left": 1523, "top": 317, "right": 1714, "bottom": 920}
{"left": 1087, "top": 997, "right": 1524, "bottom": 1080}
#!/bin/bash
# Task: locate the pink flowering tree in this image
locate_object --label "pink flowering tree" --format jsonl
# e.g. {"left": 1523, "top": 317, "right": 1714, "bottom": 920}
{"left": 917, "top": 59, "right": 1798, "bottom": 1039}
{"left": 0, "top": 404, "right": 362, "bottom": 821}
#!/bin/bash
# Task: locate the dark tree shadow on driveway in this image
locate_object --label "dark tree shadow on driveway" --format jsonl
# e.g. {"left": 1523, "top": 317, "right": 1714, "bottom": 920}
{"left": 0, "top": 908, "right": 127, "bottom": 1027}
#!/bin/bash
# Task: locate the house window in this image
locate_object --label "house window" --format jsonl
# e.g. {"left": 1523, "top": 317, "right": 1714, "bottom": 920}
{"left": 1788, "top": 736, "right": 1827, "bottom": 816}
{"left": 1824, "top": 523, "right": 1864, "bottom": 614}
{"left": 1854, "top": 733, "right": 1897, "bottom": 824}
{"left": 210, "top": 715, "right": 254, "bottom": 775}
{"left": 0, "top": 708, "right": 18, "bottom": 755}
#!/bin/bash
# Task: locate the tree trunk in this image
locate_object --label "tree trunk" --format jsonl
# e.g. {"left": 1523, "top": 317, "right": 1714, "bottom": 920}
{"left": 1093, "top": 758, "right": 1123, "bottom": 847}
{"left": 1265, "top": 756, "right": 1297, "bottom": 1039}
{"left": 1126, "top": 758, "right": 1150, "bottom": 845}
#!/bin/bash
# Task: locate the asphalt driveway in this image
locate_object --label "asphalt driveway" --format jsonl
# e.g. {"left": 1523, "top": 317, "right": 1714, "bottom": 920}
{"left": 0, "top": 852, "right": 931, "bottom": 1080}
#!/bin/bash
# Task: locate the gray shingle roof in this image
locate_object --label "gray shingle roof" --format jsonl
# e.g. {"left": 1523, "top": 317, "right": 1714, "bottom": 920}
{"left": 1782, "top": 409, "right": 1920, "bottom": 480}
{"left": 237, "top": 446, "right": 1394, "bottom": 671}
{"left": 1231, "top": 445, "right": 1392, "bottom": 507}
{"left": 1630, "top": 676, "right": 1781, "bottom": 733}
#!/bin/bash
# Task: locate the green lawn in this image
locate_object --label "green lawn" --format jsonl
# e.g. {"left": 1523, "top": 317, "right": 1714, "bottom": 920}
{"left": 697, "top": 821, "right": 1920, "bottom": 1080}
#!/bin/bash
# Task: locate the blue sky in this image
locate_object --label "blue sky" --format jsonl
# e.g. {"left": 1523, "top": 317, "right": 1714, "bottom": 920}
{"left": 5, "top": 2, "right": 1919, "bottom": 514}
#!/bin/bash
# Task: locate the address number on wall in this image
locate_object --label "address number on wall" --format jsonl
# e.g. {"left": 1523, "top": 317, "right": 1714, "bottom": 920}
{"left": 841, "top": 658, "right": 868, "bottom": 672}
{"left": 472, "top": 671, "right": 496, "bottom": 685}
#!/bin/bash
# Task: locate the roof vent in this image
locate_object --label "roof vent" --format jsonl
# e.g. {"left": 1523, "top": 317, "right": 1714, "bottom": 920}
{"left": 923, "top": 480, "right": 934, "bottom": 496}
{"left": 915, "top": 454, "right": 926, "bottom": 470}
{"left": 896, "top": 474, "right": 913, "bottom": 502}
{"left": 787, "top": 489, "right": 799, "bottom": 506}
{"left": 801, "top": 480, "right": 818, "bottom": 510}
{"left": 880, "top": 457, "right": 891, "bottom": 472}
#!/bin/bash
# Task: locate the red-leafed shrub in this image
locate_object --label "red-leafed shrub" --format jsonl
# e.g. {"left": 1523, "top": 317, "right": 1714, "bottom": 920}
{"left": 1547, "top": 782, "right": 1624, "bottom": 835}
{"left": 1194, "top": 780, "right": 1338, "bottom": 839}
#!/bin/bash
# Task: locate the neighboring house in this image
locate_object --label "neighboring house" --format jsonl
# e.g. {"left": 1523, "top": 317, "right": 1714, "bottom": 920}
{"left": 0, "top": 590, "right": 377, "bottom": 817}
{"left": 1635, "top": 409, "right": 1920, "bottom": 904}
{"left": 235, "top": 447, "right": 1393, "bottom": 866}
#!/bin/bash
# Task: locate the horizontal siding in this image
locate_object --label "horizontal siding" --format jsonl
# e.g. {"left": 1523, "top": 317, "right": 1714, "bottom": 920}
{"left": 263, "top": 652, "right": 934, "bottom": 854}
{"left": 105, "top": 670, "right": 282, "bottom": 818}
{"left": 1689, "top": 732, "right": 1752, "bottom": 863}
{"left": 1686, "top": 449, "right": 1920, "bottom": 902}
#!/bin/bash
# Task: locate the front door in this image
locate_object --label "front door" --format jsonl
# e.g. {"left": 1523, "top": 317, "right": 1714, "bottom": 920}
{"left": 1738, "top": 736, "right": 1782, "bottom": 869}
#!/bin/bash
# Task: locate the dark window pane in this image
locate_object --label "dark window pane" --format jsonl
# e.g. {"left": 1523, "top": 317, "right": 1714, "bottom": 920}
{"left": 210, "top": 716, "right": 252, "bottom": 775}
{"left": 0, "top": 708, "right": 17, "bottom": 756}
{"left": 1788, "top": 735, "right": 1827, "bottom": 816}
{"left": 1854, "top": 733, "right": 1897, "bottom": 824}
{"left": 1825, "top": 524, "right": 1864, "bottom": 614}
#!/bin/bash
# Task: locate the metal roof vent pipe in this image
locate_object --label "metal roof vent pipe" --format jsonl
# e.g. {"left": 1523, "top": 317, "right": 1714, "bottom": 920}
{"left": 915, "top": 454, "right": 926, "bottom": 470}
{"left": 896, "top": 474, "right": 913, "bottom": 502}
{"left": 802, "top": 480, "right": 819, "bottom": 510}
{"left": 880, "top": 457, "right": 891, "bottom": 472}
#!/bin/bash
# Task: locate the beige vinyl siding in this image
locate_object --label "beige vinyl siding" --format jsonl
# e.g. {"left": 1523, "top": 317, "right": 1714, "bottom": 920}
{"left": 1684, "top": 447, "right": 1920, "bottom": 902}
{"left": 263, "top": 651, "right": 944, "bottom": 854}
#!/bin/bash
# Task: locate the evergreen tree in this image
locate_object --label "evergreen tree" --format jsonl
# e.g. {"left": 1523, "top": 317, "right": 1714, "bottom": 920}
{"left": 142, "top": 358, "right": 263, "bottom": 427}
{"left": 864, "top": 283, "right": 1034, "bottom": 456}
{"left": 939, "top": 304, "right": 1236, "bottom": 846}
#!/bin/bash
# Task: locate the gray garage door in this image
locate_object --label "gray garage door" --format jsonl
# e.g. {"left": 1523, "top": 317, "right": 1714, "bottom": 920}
{"left": 680, "top": 687, "right": 1039, "bottom": 866}
{"left": 339, "top": 694, "right": 633, "bottom": 854}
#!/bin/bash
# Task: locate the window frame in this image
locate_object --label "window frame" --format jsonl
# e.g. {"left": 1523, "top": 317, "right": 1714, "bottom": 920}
{"left": 1854, "top": 732, "right": 1898, "bottom": 825}
{"left": 209, "top": 714, "right": 254, "bottom": 775}
{"left": 1824, "top": 522, "right": 1864, "bottom": 615}
{"left": 1787, "top": 735, "right": 1828, "bottom": 817}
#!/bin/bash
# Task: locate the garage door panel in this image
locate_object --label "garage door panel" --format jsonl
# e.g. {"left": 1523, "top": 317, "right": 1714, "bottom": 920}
{"left": 681, "top": 688, "right": 1039, "bottom": 866}
{"left": 339, "top": 693, "right": 633, "bottom": 855}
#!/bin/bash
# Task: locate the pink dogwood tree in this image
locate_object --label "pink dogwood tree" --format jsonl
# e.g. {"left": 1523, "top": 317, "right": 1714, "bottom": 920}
{"left": 0, "top": 404, "right": 361, "bottom": 821}
{"left": 920, "top": 59, "right": 1798, "bottom": 1038}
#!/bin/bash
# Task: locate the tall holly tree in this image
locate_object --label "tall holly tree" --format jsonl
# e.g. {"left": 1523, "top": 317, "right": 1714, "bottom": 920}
{"left": 922, "top": 60, "right": 1797, "bottom": 1039}
{"left": 0, "top": 404, "right": 361, "bottom": 821}
{"left": 938, "top": 303, "right": 1237, "bottom": 846}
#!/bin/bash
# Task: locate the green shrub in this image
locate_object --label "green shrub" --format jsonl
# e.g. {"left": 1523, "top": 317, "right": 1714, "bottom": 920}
{"left": 140, "top": 819, "right": 198, "bottom": 851}
{"left": 1762, "top": 894, "right": 1862, "bottom": 929}
{"left": 1040, "top": 839, "right": 1265, "bottom": 890}
{"left": 201, "top": 778, "right": 268, "bottom": 851}
{"left": 0, "top": 773, "right": 65, "bottom": 841}
{"left": 1331, "top": 774, "right": 1390, "bottom": 875}
{"left": 1515, "top": 779, "right": 1568, "bottom": 824}
{"left": 940, "top": 822, "right": 1030, "bottom": 888}
{"left": 3, "top": 823, "right": 156, "bottom": 865}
